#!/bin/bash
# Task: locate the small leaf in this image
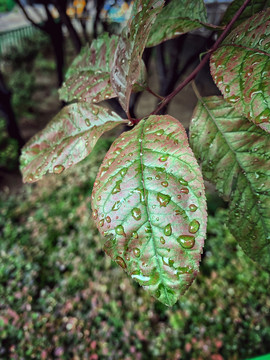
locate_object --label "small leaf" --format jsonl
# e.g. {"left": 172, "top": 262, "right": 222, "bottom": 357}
{"left": 220, "top": 0, "right": 270, "bottom": 30}
{"left": 190, "top": 96, "right": 270, "bottom": 268}
{"left": 147, "top": 0, "right": 207, "bottom": 47}
{"left": 210, "top": 9, "right": 270, "bottom": 132}
{"left": 59, "top": 33, "right": 118, "bottom": 103}
{"left": 20, "top": 103, "right": 126, "bottom": 183}
{"left": 110, "top": 0, "right": 164, "bottom": 113}
{"left": 91, "top": 115, "right": 207, "bottom": 306}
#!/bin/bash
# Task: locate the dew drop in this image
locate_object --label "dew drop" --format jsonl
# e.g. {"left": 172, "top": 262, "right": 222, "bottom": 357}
{"left": 164, "top": 224, "right": 172, "bottom": 236}
{"left": 92, "top": 209, "right": 98, "bottom": 220}
{"left": 179, "top": 178, "right": 188, "bottom": 186}
{"left": 189, "top": 219, "right": 200, "bottom": 233}
{"left": 112, "top": 201, "right": 121, "bottom": 211}
{"left": 133, "top": 248, "right": 140, "bottom": 257}
{"left": 132, "top": 207, "right": 141, "bottom": 221}
{"left": 115, "top": 225, "right": 125, "bottom": 235}
{"left": 180, "top": 187, "right": 189, "bottom": 194}
{"left": 115, "top": 256, "right": 126, "bottom": 269}
{"left": 160, "top": 236, "right": 165, "bottom": 244}
{"left": 227, "top": 95, "right": 240, "bottom": 104}
{"left": 157, "top": 192, "right": 171, "bottom": 207}
{"left": 254, "top": 108, "right": 270, "bottom": 124}
{"left": 112, "top": 180, "right": 122, "bottom": 194}
{"left": 53, "top": 164, "right": 65, "bottom": 174}
{"left": 161, "top": 181, "right": 168, "bottom": 187}
{"left": 177, "top": 235, "right": 195, "bottom": 249}
{"left": 132, "top": 231, "right": 138, "bottom": 239}
{"left": 156, "top": 129, "right": 164, "bottom": 136}
{"left": 189, "top": 204, "right": 198, "bottom": 212}
{"left": 92, "top": 108, "right": 99, "bottom": 116}
{"left": 159, "top": 154, "right": 168, "bottom": 162}
{"left": 225, "top": 85, "right": 230, "bottom": 93}
{"left": 106, "top": 216, "right": 111, "bottom": 223}
{"left": 99, "top": 219, "right": 104, "bottom": 227}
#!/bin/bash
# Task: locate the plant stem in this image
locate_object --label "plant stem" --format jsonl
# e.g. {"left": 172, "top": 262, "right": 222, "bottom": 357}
{"left": 151, "top": 0, "right": 251, "bottom": 116}
{"left": 146, "top": 87, "right": 164, "bottom": 100}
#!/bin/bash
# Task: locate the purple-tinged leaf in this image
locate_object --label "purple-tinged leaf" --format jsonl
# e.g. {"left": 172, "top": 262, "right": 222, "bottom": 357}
{"left": 110, "top": 0, "right": 164, "bottom": 113}
{"left": 220, "top": 0, "right": 270, "bottom": 30}
{"left": 190, "top": 96, "right": 270, "bottom": 268}
{"left": 210, "top": 9, "right": 270, "bottom": 132}
{"left": 147, "top": 0, "right": 207, "bottom": 47}
{"left": 91, "top": 115, "right": 207, "bottom": 306}
{"left": 20, "top": 103, "right": 126, "bottom": 183}
{"left": 59, "top": 33, "right": 117, "bottom": 104}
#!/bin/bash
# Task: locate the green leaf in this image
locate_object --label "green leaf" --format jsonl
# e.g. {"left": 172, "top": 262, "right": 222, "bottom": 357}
{"left": 220, "top": 0, "right": 270, "bottom": 30}
{"left": 189, "top": 96, "right": 270, "bottom": 268}
{"left": 20, "top": 103, "right": 126, "bottom": 183}
{"left": 110, "top": 0, "right": 164, "bottom": 113}
{"left": 146, "top": 0, "right": 207, "bottom": 47}
{"left": 210, "top": 9, "right": 270, "bottom": 132}
{"left": 91, "top": 115, "right": 207, "bottom": 306}
{"left": 59, "top": 33, "right": 118, "bottom": 103}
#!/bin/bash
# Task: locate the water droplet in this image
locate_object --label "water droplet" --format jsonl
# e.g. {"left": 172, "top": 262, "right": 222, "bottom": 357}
{"left": 115, "top": 225, "right": 125, "bottom": 236}
{"left": 216, "top": 76, "right": 223, "bottom": 85}
{"left": 155, "top": 175, "right": 160, "bottom": 180}
{"left": 177, "top": 265, "right": 193, "bottom": 275}
{"left": 115, "top": 256, "right": 126, "bottom": 269}
{"left": 121, "top": 58, "right": 125, "bottom": 64}
{"left": 132, "top": 207, "right": 141, "bottom": 221}
{"left": 99, "top": 219, "right": 104, "bottom": 227}
{"left": 120, "top": 168, "right": 127, "bottom": 176}
{"left": 106, "top": 216, "right": 111, "bottom": 223}
{"left": 97, "top": 195, "right": 101, "bottom": 201}
{"left": 159, "top": 154, "right": 168, "bottom": 162}
{"left": 189, "top": 219, "right": 200, "bottom": 233}
{"left": 254, "top": 108, "right": 270, "bottom": 124}
{"left": 100, "top": 166, "right": 109, "bottom": 177}
{"left": 157, "top": 192, "right": 171, "bottom": 207}
{"left": 92, "top": 107, "right": 99, "bottom": 116}
{"left": 112, "top": 180, "right": 122, "bottom": 194}
{"left": 93, "top": 96, "right": 98, "bottom": 103}
{"left": 177, "top": 235, "right": 195, "bottom": 249}
{"left": 133, "top": 248, "right": 140, "bottom": 257}
{"left": 180, "top": 187, "right": 189, "bottom": 194}
{"left": 156, "top": 129, "right": 164, "bottom": 136}
{"left": 53, "top": 164, "right": 65, "bottom": 174}
{"left": 164, "top": 224, "right": 172, "bottom": 236}
{"left": 227, "top": 95, "right": 240, "bottom": 104}
{"left": 225, "top": 85, "right": 230, "bottom": 93}
{"left": 189, "top": 204, "right": 198, "bottom": 212}
{"left": 179, "top": 178, "right": 188, "bottom": 186}
{"left": 112, "top": 201, "right": 121, "bottom": 211}
{"left": 93, "top": 209, "right": 98, "bottom": 220}
{"left": 132, "top": 231, "right": 138, "bottom": 238}
{"left": 160, "top": 236, "right": 165, "bottom": 244}
{"left": 161, "top": 181, "right": 168, "bottom": 187}
{"left": 85, "top": 118, "right": 91, "bottom": 126}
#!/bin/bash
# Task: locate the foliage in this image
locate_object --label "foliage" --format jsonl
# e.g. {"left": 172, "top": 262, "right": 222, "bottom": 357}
{"left": 20, "top": 0, "right": 270, "bottom": 307}
{"left": 1, "top": 142, "right": 270, "bottom": 359}
{"left": 0, "top": 117, "right": 19, "bottom": 170}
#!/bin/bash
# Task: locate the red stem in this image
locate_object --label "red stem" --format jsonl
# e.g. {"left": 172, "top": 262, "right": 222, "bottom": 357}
{"left": 149, "top": 0, "right": 251, "bottom": 116}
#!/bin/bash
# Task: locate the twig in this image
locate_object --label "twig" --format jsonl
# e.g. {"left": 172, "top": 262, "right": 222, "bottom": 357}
{"left": 146, "top": 87, "right": 164, "bottom": 100}
{"left": 150, "top": 0, "right": 251, "bottom": 116}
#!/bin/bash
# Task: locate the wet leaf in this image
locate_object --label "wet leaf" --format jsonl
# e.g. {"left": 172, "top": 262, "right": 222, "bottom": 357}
{"left": 20, "top": 103, "right": 126, "bottom": 183}
{"left": 210, "top": 9, "right": 270, "bottom": 132}
{"left": 147, "top": 0, "right": 207, "bottom": 47}
{"left": 59, "top": 33, "right": 118, "bottom": 103}
{"left": 91, "top": 115, "right": 207, "bottom": 306}
{"left": 190, "top": 96, "right": 270, "bottom": 268}
{"left": 110, "top": 0, "right": 164, "bottom": 113}
{"left": 220, "top": 0, "right": 270, "bottom": 30}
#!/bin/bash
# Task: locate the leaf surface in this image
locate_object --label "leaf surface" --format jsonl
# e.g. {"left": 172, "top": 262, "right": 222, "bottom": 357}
{"left": 210, "top": 9, "right": 270, "bottom": 132}
{"left": 91, "top": 115, "right": 207, "bottom": 306}
{"left": 110, "top": 0, "right": 164, "bottom": 113}
{"left": 146, "top": 0, "right": 207, "bottom": 47}
{"left": 190, "top": 96, "right": 270, "bottom": 268}
{"left": 59, "top": 33, "right": 118, "bottom": 103}
{"left": 220, "top": 0, "right": 270, "bottom": 30}
{"left": 20, "top": 103, "right": 126, "bottom": 183}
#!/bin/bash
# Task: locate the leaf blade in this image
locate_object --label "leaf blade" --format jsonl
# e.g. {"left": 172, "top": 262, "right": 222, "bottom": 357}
{"left": 110, "top": 0, "right": 164, "bottom": 113}
{"left": 146, "top": 0, "right": 207, "bottom": 47}
{"left": 91, "top": 115, "right": 207, "bottom": 306}
{"left": 20, "top": 103, "right": 126, "bottom": 183}
{"left": 189, "top": 96, "right": 270, "bottom": 268}
{"left": 59, "top": 33, "right": 118, "bottom": 104}
{"left": 210, "top": 9, "right": 270, "bottom": 132}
